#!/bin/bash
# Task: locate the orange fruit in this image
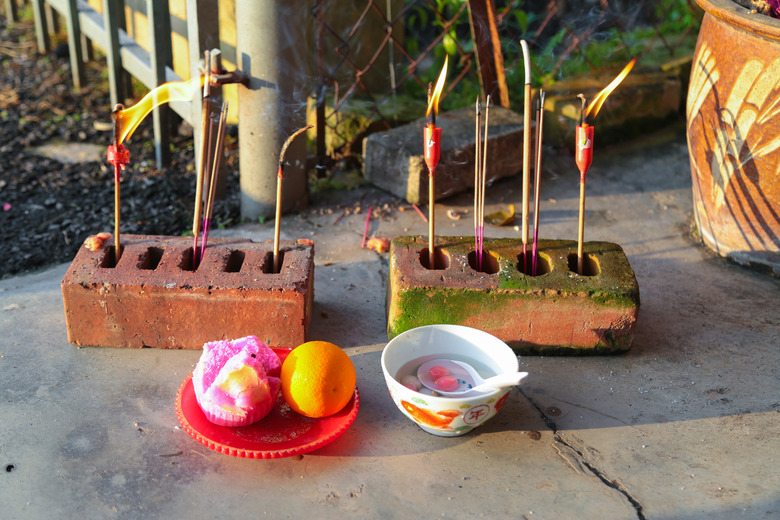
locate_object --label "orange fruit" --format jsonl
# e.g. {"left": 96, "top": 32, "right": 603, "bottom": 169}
{"left": 280, "top": 341, "right": 356, "bottom": 418}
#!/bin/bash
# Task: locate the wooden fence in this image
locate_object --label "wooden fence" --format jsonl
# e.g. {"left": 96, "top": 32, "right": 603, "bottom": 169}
{"left": 4, "top": 0, "right": 219, "bottom": 168}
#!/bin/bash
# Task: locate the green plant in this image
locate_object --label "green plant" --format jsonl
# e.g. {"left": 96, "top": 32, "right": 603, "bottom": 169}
{"left": 403, "top": 0, "right": 483, "bottom": 108}
{"left": 319, "top": 0, "right": 702, "bottom": 165}
{"left": 655, "top": 0, "right": 703, "bottom": 32}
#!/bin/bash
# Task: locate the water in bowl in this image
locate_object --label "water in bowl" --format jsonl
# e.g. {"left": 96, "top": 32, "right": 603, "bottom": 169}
{"left": 395, "top": 355, "right": 497, "bottom": 396}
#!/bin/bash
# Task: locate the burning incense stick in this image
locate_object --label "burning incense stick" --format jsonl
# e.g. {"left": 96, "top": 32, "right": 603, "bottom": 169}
{"left": 532, "top": 90, "right": 545, "bottom": 276}
{"left": 113, "top": 77, "right": 204, "bottom": 145}
{"left": 107, "top": 77, "right": 205, "bottom": 265}
{"left": 108, "top": 104, "right": 130, "bottom": 263}
{"left": 108, "top": 77, "right": 203, "bottom": 263}
{"left": 574, "top": 58, "right": 636, "bottom": 275}
{"left": 200, "top": 102, "right": 229, "bottom": 263}
{"left": 575, "top": 94, "right": 591, "bottom": 276}
{"left": 273, "top": 125, "right": 313, "bottom": 273}
{"left": 426, "top": 83, "right": 437, "bottom": 269}
{"left": 424, "top": 56, "right": 448, "bottom": 269}
{"left": 520, "top": 40, "right": 532, "bottom": 273}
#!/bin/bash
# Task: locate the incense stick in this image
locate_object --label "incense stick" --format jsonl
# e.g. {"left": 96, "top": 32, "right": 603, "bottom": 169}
{"left": 479, "top": 95, "right": 491, "bottom": 272}
{"left": 412, "top": 203, "right": 428, "bottom": 223}
{"left": 194, "top": 115, "right": 216, "bottom": 265}
{"left": 423, "top": 58, "right": 448, "bottom": 269}
{"left": 577, "top": 94, "right": 588, "bottom": 276}
{"left": 532, "top": 90, "right": 545, "bottom": 276}
{"left": 474, "top": 96, "right": 481, "bottom": 271}
{"left": 427, "top": 83, "right": 436, "bottom": 269}
{"left": 195, "top": 116, "right": 216, "bottom": 265}
{"left": 110, "top": 104, "right": 126, "bottom": 263}
{"left": 199, "top": 102, "right": 228, "bottom": 263}
{"left": 428, "top": 165, "right": 436, "bottom": 268}
{"left": 361, "top": 206, "right": 373, "bottom": 248}
{"left": 577, "top": 183, "right": 586, "bottom": 275}
{"left": 113, "top": 164, "right": 121, "bottom": 263}
{"left": 572, "top": 61, "right": 635, "bottom": 276}
{"left": 192, "top": 50, "right": 212, "bottom": 266}
{"left": 520, "top": 40, "right": 532, "bottom": 274}
{"left": 273, "top": 125, "right": 313, "bottom": 273}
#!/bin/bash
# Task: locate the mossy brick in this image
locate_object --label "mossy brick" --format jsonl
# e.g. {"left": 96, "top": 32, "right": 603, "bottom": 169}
{"left": 362, "top": 106, "right": 528, "bottom": 204}
{"left": 387, "top": 236, "right": 640, "bottom": 354}
{"left": 61, "top": 235, "right": 314, "bottom": 349}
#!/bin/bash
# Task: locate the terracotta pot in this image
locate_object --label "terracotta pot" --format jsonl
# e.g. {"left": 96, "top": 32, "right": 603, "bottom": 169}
{"left": 687, "top": 0, "right": 780, "bottom": 274}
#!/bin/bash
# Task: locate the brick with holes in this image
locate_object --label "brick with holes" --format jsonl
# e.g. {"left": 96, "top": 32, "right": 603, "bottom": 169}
{"left": 61, "top": 235, "right": 314, "bottom": 348}
{"left": 386, "top": 236, "right": 640, "bottom": 354}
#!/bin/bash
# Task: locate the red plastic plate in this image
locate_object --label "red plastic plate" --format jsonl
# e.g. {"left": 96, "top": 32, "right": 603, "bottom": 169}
{"left": 175, "top": 347, "right": 360, "bottom": 459}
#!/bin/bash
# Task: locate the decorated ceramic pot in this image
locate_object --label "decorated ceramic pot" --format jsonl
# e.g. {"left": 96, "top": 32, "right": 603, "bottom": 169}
{"left": 687, "top": 0, "right": 780, "bottom": 273}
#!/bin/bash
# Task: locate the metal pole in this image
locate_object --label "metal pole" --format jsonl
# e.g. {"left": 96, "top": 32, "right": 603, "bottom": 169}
{"left": 315, "top": 0, "right": 326, "bottom": 169}
{"left": 236, "top": 0, "right": 308, "bottom": 220}
{"left": 102, "top": 0, "right": 124, "bottom": 108}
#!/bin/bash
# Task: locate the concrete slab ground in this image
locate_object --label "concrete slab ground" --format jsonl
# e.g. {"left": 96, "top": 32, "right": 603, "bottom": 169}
{"left": 1, "top": 124, "right": 778, "bottom": 519}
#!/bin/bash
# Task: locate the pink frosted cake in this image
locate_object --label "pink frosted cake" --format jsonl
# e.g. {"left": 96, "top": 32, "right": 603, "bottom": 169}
{"left": 192, "top": 336, "right": 282, "bottom": 427}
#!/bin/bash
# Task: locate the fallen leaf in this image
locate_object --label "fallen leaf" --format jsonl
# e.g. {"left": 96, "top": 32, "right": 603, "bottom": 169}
{"left": 485, "top": 204, "right": 516, "bottom": 226}
{"left": 366, "top": 236, "right": 390, "bottom": 253}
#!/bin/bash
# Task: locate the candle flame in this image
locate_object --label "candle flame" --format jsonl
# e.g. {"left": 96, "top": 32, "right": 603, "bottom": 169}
{"left": 115, "top": 76, "right": 203, "bottom": 144}
{"left": 426, "top": 55, "right": 449, "bottom": 118}
{"left": 585, "top": 57, "right": 636, "bottom": 119}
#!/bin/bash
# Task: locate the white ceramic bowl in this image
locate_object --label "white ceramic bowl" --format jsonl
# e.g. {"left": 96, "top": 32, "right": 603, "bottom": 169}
{"left": 381, "top": 324, "right": 522, "bottom": 437}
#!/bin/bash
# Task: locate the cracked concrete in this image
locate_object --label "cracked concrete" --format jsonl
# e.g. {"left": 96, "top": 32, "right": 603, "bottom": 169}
{"left": 553, "top": 433, "right": 647, "bottom": 519}
{"left": 525, "top": 390, "right": 648, "bottom": 519}
{"left": 1, "top": 124, "right": 778, "bottom": 519}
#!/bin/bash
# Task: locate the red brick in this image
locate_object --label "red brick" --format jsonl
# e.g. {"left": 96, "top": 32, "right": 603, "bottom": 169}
{"left": 387, "top": 236, "right": 640, "bottom": 354}
{"left": 61, "top": 235, "right": 314, "bottom": 349}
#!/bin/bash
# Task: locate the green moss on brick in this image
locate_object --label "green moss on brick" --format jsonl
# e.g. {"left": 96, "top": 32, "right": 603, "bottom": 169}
{"left": 587, "top": 289, "right": 637, "bottom": 308}
{"left": 386, "top": 235, "right": 640, "bottom": 352}
{"left": 390, "top": 286, "right": 521, "bottom": 337}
